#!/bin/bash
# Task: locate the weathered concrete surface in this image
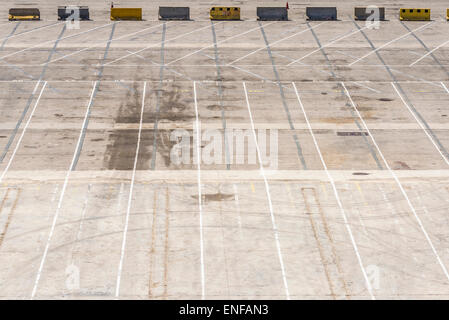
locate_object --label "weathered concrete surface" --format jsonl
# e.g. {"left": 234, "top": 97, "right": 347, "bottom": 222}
{"left": 0, "top": 0, "right": 449, "bottom": 300}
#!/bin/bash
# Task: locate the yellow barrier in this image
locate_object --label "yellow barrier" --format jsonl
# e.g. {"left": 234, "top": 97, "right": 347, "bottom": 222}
{"left": 9, "top": 15, "right": 40, "bottom": 20}
{"left": 210, "top": 7, "right": 240, "bottom": 20}
{"left": 110, "top": 8, "right": 142, "bottom": 20}
{"left": 8, "top": 8, "right": 40, "bottom": 21}
{"left": 400, "top": 8, "right": 430, "bottom": 21}
{"left": 447, "top": 9, "right": 449, "bottom": 20}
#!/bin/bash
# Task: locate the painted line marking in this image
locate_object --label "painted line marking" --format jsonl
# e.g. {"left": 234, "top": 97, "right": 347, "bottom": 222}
{"left": 229, "top": 22, "right": 326, "bottom": 65}
{"left": 243, "top": 81, "right": 290, "bottom": 300}
{"left": 193, "top": 81, "right": 206, "bottom": 299}
{"left": 410, "top": 38, "right": 449, "bottom": 66}
{"left": 165, "top": 22, "right": 276, "bottom": 66}
{"left": 348, "top": 22, "right": 434, "bottom": 66}
{"left": 104, "top": 22, "right": 226, "bottom": 66}
{"left": 342, "top": 81, "right": 449, "bottom": 283}
{"left": 30, "top": 81, "right": 97, "bottom": 299}
{"left": 0, "top": 22, "right": 63, "bottom": 44}
{"left": 0, "top": 22, "right": 115, "bottom": 61}
{"left": 287, "top": 24, "right": 371, "bottom": 66}
{"left": 47, "top": 22, "right": 166, "bottom": 65}
{"left": 391, "top": 82, "right": 449, "bottom": 166}
{"left": 0, "top": 82, "right": 47, "bottom": 183}
{"left": 292, "top": 81, "right": 374, "bottom": 299}
{"left": 115, "top": 81, "right": 147, "bottom": 298}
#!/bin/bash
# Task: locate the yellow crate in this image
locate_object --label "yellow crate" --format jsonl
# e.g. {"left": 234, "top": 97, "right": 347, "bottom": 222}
{"left": 8, "top": 8, "right": 40, "bottom": 21}
{"left": 9, "top": 14, "right": 40, "bottom": 21}
{"left": 210, "top": 7, "right": 240, "bottom": 20}
{"left": 110, "top": 8, "right": 142, "bottom": 20}
{"left": 400, "top": 8, "right": 430, "bottom": 21}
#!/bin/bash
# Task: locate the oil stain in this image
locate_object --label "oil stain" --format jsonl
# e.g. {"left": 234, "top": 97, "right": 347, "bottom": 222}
{"left": 105, "top": 81, "right": 197, "bottom": 169}
{"left": 192, "top": 192, "right": 235, "bottom": 203}
{"left": 392, "top": 161, "right": 411, "bottom": 170}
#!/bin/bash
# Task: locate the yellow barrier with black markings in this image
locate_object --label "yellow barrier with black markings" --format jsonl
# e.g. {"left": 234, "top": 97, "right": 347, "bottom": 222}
{"left": 400, "top": 8, "right": 430, "bottom": 21}
{"left": 110, "top": 8, "right": 142, "bottom": 21}
{"left": 210, "top": 7, "right": 240, "bottom": 20}
{"left": 9, "top": 8, "right": 40, "bottom": 21}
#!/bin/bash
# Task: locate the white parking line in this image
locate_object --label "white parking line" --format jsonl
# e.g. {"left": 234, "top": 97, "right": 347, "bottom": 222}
{"left": 46, "top": 22, "right": 166, "bottom": 65}
{"left": 389, "top": 68, "right": 444, "bottom": 88}
{"left": 30, "top": 81, "right": 97, "bottom": 299}
{"left": 287, "top": 24, "right": 371, "bottom": 66}
{"left": 348, "top": 22, "right": 434, "bottom": 66}
{"left": 345, "top": 183, "right": 367, "bottom": 235}
{"left": 441, "top": 81, "right": 449, "bottom": 97}
{"left": 0, "top": 22, "right": 64, "bottom": 44}
{"left": 410, "top": 38, "right": 449, "bottom": 66}
{"left": 0, "top": 81, "right": 46, "bottom": 183}
{"left": 166, "top": 22, "right": 276, "bottom": 66}
{"left": 229, "top": 22, "right": 326, "bottom": 65}
{"left": 104, "top": 22, "right": 225, "bottom": 66}
{"left": 350, "top": 81, "right": 382, "bottom": 94}
{"left": 115, "top": 81, "right": 147, "bottom": 298}
{"left": 243, "top": 81, "right": 290, "bottom": 300}
{"left": 342, "top": 81, "right": 449, "bottom": 282}
{"left": 391, "top": 82, "right": 449, "bottom": 166}
{"left": 0, "top": 22, "right": 115, "bottom": 61}
{"left": 292, "top": 82, "right": 374, "bottom": 300}
{"left": 193, "top": 81, "right": 206, "bottom": 299}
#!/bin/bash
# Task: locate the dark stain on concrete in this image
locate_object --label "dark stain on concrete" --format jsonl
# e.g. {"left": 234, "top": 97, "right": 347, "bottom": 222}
{"left": 192, "top": 192, "right": 235, "bottom": 203}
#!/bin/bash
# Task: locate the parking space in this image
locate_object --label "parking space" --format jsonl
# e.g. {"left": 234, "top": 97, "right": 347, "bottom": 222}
{"left": 0, "top": 0, "right": 449, "bottom": 300}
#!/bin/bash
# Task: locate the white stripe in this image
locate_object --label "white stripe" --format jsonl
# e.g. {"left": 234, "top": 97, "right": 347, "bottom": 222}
{"left": 229, "top": 22, "right": 326, "bottom": 65}
{"left": 292, "top": 81, "right": 375, "bottom": 299}
{"left": 342, "top": 81, "right": 449, "bottom": 282}
{"left": 391, "top": 82, "right": 449, "bottom": 166}
{"left": 243, "top": 81, "right": 290, "bottom": 300}
{"left": 287, "top": 24, "right": 371, "bottom": 66}
{"left": 350, "top": 81, "right": 382, "bottom": 93}
{"left": 0, "top": 23, "right": 115, "bottom": 61}
{"left": 441, "top": 81, "right": 449, "bottom": 96}
{"left": 410, "top": 38, "right": 449, "bottom": 66}
{"left": 30, "top": 81, "right": 97, "bottom": 299}
{"left": 193, "top": 81, "right": 206, "bottom": 299}
{"left": 0, "top": 22, "right": 64, "bottom": 43}
{"left": 166, "top": 22, "right": 277, "bottom": 66}
{"left": 0, "top": 81, "right": 46, "bottom": 182}
{"left": 348, "top": 22, "right": 433, "bottom": 66}
{"left": 115, "top": 81, "right": 147, "bottom": 298}
{"left": 46, "top": 22, "right": 166, "bottom": 65}
{"left": 104, "top": 22, "right": 225, "bottom": 66}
